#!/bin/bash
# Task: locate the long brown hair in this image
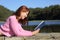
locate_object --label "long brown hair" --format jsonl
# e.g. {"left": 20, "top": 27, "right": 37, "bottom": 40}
{"left": 12, "top": 5, "right": 30, "bottom": 25}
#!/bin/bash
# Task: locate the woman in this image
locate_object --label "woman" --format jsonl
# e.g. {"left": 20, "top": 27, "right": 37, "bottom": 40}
{"left": 0, "top": 5, "right": 40, "bottom": 37}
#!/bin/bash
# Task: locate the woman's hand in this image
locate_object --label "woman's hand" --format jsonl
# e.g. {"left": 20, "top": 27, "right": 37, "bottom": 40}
{"left": 32, "top": 29, "right": 40, "bottom": 35}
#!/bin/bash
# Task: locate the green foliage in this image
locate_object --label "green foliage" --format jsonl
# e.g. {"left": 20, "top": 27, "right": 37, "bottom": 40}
{"left": 29, "top": 5, "right": 60, "bottom": 20}
{"left": 0, "top": 5, "right": 14, "bottom": 21}
{"left": 23, "top": 25, "right": 60, "bottom": 32}
{"left": 0, "top": 5, "right": 60, "bottom": 21}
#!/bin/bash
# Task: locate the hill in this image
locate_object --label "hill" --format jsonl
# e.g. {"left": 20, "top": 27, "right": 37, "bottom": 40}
{"left": 0, "top": 5, "right": 14, "bottom": 21}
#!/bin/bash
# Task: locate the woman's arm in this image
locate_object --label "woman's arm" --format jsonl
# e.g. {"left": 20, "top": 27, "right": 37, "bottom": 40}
{"left": 9, "top": 16, "right": 33, "bottom": 36}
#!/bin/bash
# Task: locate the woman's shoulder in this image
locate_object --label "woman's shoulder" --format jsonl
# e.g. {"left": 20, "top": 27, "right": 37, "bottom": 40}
{"left": 9, "top": 15, "right": 16, "bottom": 19}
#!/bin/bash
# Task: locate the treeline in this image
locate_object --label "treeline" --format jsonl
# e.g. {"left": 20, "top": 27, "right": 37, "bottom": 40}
{"left": 0, "top": 5, "right": 60, "bottom": 21}
{"left": 29, "top": 5, "right": 60, "bottom": 20}
{"left": 0, "top": 5, "right": 13, "bottom": 21}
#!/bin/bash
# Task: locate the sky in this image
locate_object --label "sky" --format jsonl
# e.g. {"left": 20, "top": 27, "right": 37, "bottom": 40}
{"left": 0, "top": 0, "right": 60, "bottom": 11}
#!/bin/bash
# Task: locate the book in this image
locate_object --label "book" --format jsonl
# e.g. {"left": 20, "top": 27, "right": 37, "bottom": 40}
{"left": 34, "top": 21, "right": 45, "bottom": 30}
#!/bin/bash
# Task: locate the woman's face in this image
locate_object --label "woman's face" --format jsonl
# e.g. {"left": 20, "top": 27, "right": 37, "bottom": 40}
{"left": 20, "top": 11, "right": 29, "bottom": 19}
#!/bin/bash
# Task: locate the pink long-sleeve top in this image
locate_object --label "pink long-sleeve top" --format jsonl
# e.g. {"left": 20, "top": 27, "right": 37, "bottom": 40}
{"left": 0, "top": 15, "right": 33, "bottom": 37}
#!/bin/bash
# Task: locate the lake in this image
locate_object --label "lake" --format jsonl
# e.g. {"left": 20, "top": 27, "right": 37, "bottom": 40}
{"left": 0, "top": 20, "right": 60, "bottom": 26}
{"left": 28, "top": 20, "right": 60, "bottom": 26}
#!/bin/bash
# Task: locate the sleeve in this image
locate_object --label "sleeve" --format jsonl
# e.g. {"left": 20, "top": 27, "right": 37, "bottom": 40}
{"left": 9, "top": 16, "right": 33, "bottom": 37}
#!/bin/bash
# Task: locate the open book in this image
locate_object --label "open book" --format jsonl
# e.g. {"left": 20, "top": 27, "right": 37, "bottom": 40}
{"left": 34, "top": 21, "right": 45, "bottom": 30}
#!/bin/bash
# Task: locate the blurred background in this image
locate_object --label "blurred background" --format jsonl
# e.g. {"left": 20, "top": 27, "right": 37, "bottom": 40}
{"left": 0, "top": 0, "right": 60, "bottom": 32}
